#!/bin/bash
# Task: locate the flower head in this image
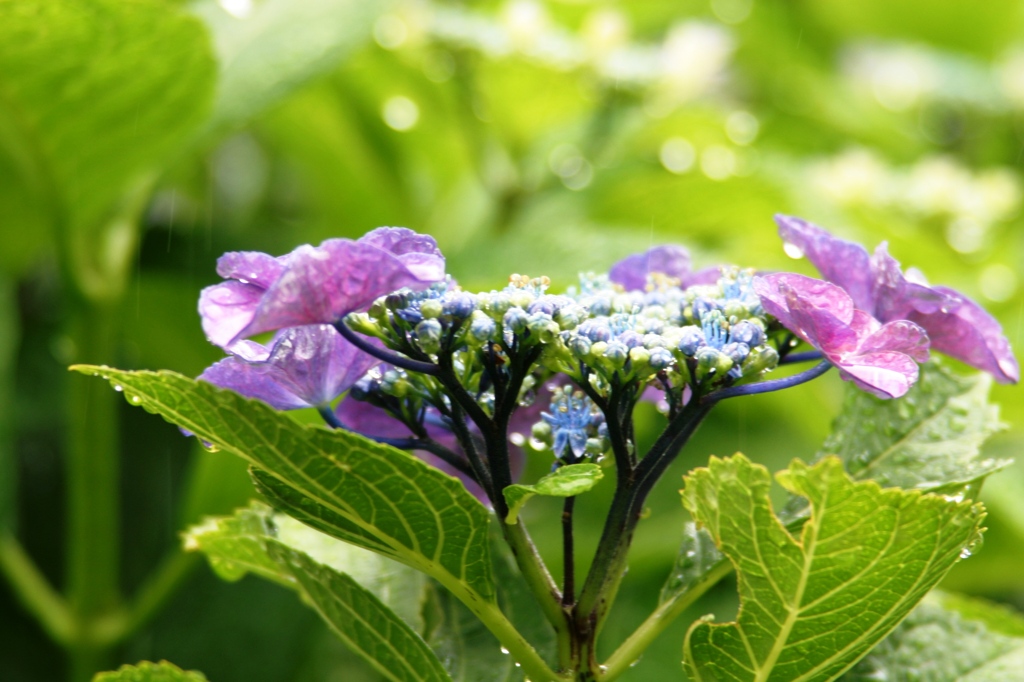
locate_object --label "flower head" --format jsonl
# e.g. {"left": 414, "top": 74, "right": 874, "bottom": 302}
{"left": 754, "top": 273, "right": 930, "bottom": 398}
{"left": 199, "top": 228, "right": 445, "bottom": 351}
{"left": 776, "top": 214, "right": 1018, "bottom": 383}
{"left": 198, "top": 325, "right": 378, "bottom": 410}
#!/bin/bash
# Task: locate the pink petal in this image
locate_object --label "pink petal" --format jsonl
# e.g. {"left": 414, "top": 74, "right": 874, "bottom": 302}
{"left": 216, "top": 251, "right": 286, "bottom": 288}
{"left": 199, "top": 281, "right": 265, "bottom": 350}
{"left": 907, "top": 287, "right": 1019, "bottom": 383}
{"left": 239, "top": 237, "right": 445, "bottom": 340}
{"left": 835, "top": 350, "right": 920, "bottom": 399}
{"left": 775, "top": 215, "right": 875, "bottom": 312}
{"left": 860, "top": 320, "right": 930, "bottom": 364}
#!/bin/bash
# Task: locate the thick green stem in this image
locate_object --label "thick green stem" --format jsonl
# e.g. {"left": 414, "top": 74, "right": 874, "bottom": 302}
{"left": 573, "top": 400, "right": 713, "bottom": 672}
{"left": 66, "top": 304, "right": 122, "bottom": 679}
{"left": 0, "top": 533, "right": 75, "bottom": 645}
{"left": 598, "top": 558, "right": 733, "bottom": 681}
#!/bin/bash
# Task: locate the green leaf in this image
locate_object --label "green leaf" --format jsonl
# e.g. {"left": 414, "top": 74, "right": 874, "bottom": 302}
{"left": 184, "top": 503, "right": 427, "bottom": 630}
{"left": 268, "top": 542, "right": 453, "bottom": 682}
{"left": 93, "top": 661, "right": 208, "bottom": 682}
{"left": 681, "top": 454, "right": 985, "bottom": 682}
{"left": 821, "top": 362, "right": 1008, "bottom": 491}
{"left": 503, "top": 463, "right": 604, "bottom": 524}
{"left": 658, "top": 522, "right": 725, "bottom": 606}
{"left": 75, "top": 366, "right": 495, "bottom": 606}
{"left": 184, "top": 504, "right": 450, "bottom": 682}
{"left": 934, "top": 591, "right": 1024, "bottom": 638}
{"left": 0, "top": 0, "right": 215, "bottom": 288}
{"left": 842, "top": 595, "right": 1024, "bottom": 681}
{"left": 191, "top": 0, "right": 385, "bottom": 131}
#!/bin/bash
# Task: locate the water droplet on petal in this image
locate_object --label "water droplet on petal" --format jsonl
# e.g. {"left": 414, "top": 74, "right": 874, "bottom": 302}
{"left": 783, "top": 242, "right": 805, "bottom": 259}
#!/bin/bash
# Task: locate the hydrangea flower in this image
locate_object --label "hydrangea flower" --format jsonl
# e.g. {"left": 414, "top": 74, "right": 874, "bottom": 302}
{"left": 754, "top": 273, "right": 930, "bottom": 398}
{"left": 609, "top": 245, "right": 720, "bottom": 292}
{"left": 198, "top": 325, "right": 378, "bottom": 410}
{"left": 199, "top": 228, "right": 446, "bottom": 351}
{"left": 776, "top": 215, "right": 1019, "bottom": 383}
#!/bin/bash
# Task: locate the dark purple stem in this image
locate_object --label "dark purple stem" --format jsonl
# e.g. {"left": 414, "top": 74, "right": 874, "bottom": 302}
{"left": 779, "top": 350, "right": 824, "bottom": 365}
{"left": 701, "top": 360, "right": 833, "bottom": 406}
{"left": 334, "top": 320, "right": 439, "bottom": 375}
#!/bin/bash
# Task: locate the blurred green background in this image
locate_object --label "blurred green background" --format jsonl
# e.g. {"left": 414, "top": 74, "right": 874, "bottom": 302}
{"left": 2, "top": 0, "right": 1023, "bottom": 680}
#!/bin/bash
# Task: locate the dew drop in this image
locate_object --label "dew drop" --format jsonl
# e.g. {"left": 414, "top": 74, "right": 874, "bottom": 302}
{"left": 783, "top": 242, "right": 805, "bottom": 259}
{"left": 131, "top": 395, "right": 141, "bottom": 404}
{"left": 114, "top": 384, "right": 123, "bottom": 392}
{"left": 500, "top": 647, "right": 510, "bottom": 655}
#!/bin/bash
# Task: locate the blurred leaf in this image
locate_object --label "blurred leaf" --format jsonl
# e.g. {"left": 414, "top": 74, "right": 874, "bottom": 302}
{"left": 842, "top": 596, "right": 1024, "bottom": 681}
{"left": 0, "top": 0, "right": 215, "bottom": 291}
{"left": 420, "top": 526, "right": 556, "bottom": 682}
{"left": 183, "top": 504, "right": 447, "bottom": 682}
{"left": 75, "top": 366, "right": 497, "bottom": 605}
{"left": 934, "top": 592, "right": 1024, "bottom": 639}
{"left": 94, "top": 661, "right": 208, "bottom": 682}
{"left": 821, "top": 362, "right": 1008, "bottom": 491}
{"left": 657, "top": 522, "right": 724, "bottom": 606}
{"left": 0, "top": 278, "right": 17, "bottom": 528}
{"left": 503, "top": 463, "right": 603, "bottom": 525}
{"left": 682, "top": 455, "right": 984, "bottom": 681}
{"left": 191, "top": 0, "right": 386, "bottom": 131}
{"left": 185, "top": 503, "right": 427, "bottom": 629}
{"left": 268, "top": 543, "right": 452, "bottom": 682}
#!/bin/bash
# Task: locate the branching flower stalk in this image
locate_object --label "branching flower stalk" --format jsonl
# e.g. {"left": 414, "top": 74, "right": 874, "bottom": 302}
{"left": 187, "top": 218, "right": 1018, "bottom": 681}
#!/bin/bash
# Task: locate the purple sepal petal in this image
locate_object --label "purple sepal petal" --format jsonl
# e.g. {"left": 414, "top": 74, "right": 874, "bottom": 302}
{"left": 216, "top": 251, "right": 287, "bottom": 288}
{"left": 869, "top": 246, "right": 1017, "bottom": 382}
{"left": 754, "top": 273, "right": 922, "bottom": 398}
{"left": 837, "top": 351, "right": 920, "bottom": 399}
{"left": 860, "top": 319, "right": 931, "bottom": 364}
{"left": 775, "top": 214, "right": 875, "bottom": 312}
{"left": 906, "top": 287, "right": 1020, "bottom": 383}
{"left": 199, "top": 281, "right": 265, "bottom": 351}
{"left": 688, "top": 266, "right": 723, "bottom": 287}
{"left": 610, "top": 245, "right": 692, "bottom": 291}
{"left": 239, "top": 231, "right": 445, "bottom": 340}
{"left": 199, "top": 325, "right": 377, "bottom": 410}
{"left": 775, "top": 216, "right": 1019, "bottom": 385}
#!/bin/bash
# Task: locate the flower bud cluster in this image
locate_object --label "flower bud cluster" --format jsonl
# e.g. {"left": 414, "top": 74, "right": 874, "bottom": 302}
{"left": 349, "top": 267, "right": 780, "bottom": 417}
{"left": 555, "top": 268, "right": 778, "bottom": 392}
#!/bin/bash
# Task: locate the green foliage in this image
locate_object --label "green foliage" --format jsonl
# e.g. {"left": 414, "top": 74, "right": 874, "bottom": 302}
{"left": 74, "top": 366, "right": 496, "bottom": 604}
{"left": 269, "top": 544, "right": 452, "bottom": 682}
{"left": 503, "top": 463, "right": 604, "bottom": 524}
{"left": 0, "top": 0, "right": 215, "bottom": 287}
{"left": 658, "top": 522, "right": 724, "bottom": 606}
{"left": 93, "top": 661, "right": 208, "bottom": 682}
{"left": 681, "top": 455, "right": 985, "bottom": 682}
{"left": 184, "top": 503, "right": 426, "bottom": 628}
{"left": 185, "top": 504, "right": 449, "bottom": 682}
{"left": 842, "top": 595, "right": 1024, "bottom": 681}
{"left": 820, "top": 362, "right": 1008, "bottom": 491}
{"left": 191, "top": 0, "right": 385, "bottom": 131}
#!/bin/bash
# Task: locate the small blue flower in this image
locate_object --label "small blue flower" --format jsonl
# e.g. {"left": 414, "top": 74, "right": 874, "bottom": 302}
{"left": 702, "top": 310, "right": 729, "bottom": 350}
{"left": 541, "top": 389, "right": 601, "bottom": 460}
